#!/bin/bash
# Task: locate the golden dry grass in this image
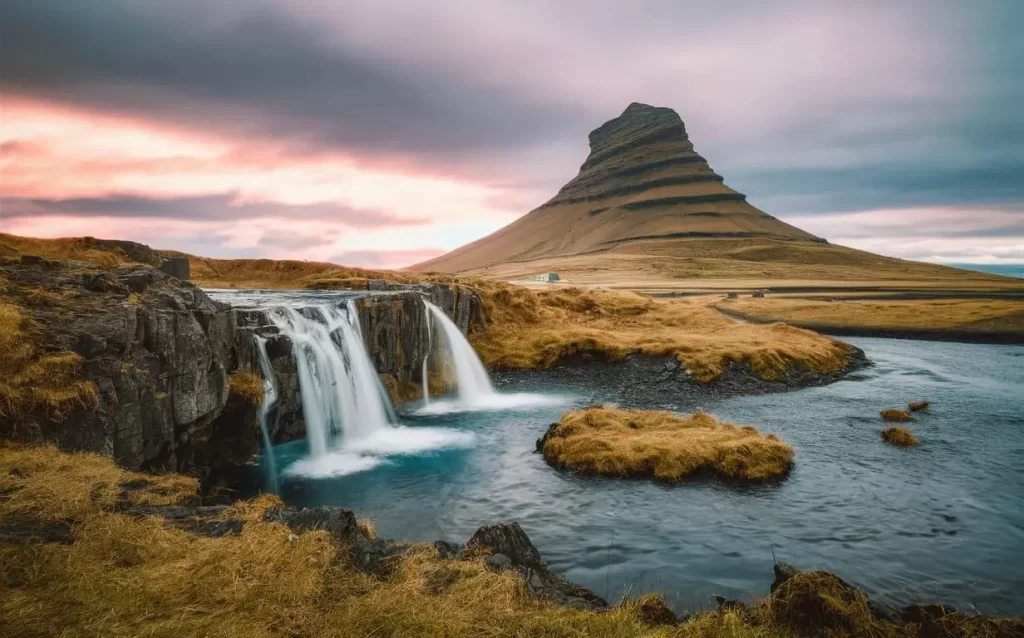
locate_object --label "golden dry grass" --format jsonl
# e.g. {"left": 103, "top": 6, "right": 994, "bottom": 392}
{"left": 0, "top": 443, "right": 198, "bottom": 524}
{"left": 228, "top": 371, "right": 264, "bottom": 405}
{"left": 178, "top": 254, "right": 440, "bottom": 289}
{"left": 0, "top": 233, "right": 129, "bottom": 267}
{"left": 467, "top": 283, "right": 854, "bottom": 382}
{"left": 718, "top": 298, "right": 1024, "bottom": 335}
{"left": 4, "top": 445, "right": 1021, "bottom": 637}
{"left": 881, "top": 409, "right": 912, "bottom": 423}
{"left": 541, "top": 408, "right": 794, "bottom": 482}
{"left": 882, "top": 428, "right": 918, "bottom": 447}
{"left": 0, "top": 301, "right": 98, "bottom": 424}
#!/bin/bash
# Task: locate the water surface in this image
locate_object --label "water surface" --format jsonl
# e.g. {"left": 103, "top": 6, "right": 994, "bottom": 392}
{"left": 275, "top": 337, "right": 1024, "bottom": 614}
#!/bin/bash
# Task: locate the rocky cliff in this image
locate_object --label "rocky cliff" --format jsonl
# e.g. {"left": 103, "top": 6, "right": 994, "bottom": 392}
{"left": 0, "top": 256, "right": 481, "bottom": 484}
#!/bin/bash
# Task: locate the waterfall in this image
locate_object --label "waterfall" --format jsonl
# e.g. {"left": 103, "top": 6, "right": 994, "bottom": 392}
{"left": 423, "top": 300, "right": 494, "bottom": 402}
{"left": 344, "top": 299, "right": 399, "bottom": 424}
{"left": 421, "top": 300, "right": 433, "bottom": 406}
{"left": 267, "top": 304, "right": 394, "bottom": 458}
{"left": 254, "top": 336, "right": 280, "bottom": 494}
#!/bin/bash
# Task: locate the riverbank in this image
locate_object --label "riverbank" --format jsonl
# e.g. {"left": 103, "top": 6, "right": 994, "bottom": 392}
{"left": 4, "top": 443, "right": 1022, "bottom": 637}
{"left": 715, "top": 298, "right": 1024, "bottom": 345}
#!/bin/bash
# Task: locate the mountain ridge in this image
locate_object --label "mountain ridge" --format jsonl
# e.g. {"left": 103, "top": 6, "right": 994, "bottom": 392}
{"left": 412, "top": 103, "right": 829, "bottom": 275}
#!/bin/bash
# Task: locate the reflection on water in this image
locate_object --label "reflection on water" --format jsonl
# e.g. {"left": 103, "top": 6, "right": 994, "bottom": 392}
{"left": 275, "top": 337, "right": 1024, "bottom": 614}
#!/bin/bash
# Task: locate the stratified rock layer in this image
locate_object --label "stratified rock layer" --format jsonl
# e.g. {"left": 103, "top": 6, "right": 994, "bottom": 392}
{"left": 413, "top": 103, "right": 822, "bottom": 273}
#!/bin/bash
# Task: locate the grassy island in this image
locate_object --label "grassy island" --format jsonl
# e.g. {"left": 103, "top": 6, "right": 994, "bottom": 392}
{"left": 882, "top": 427, "right": 919, "bottom": 447}
{"left": 539, "top": 407, "right": 794, "bottom": 483}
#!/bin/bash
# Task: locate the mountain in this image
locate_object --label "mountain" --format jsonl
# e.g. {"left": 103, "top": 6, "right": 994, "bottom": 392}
{"left": 411, "top": 103, "right": 1012, "bottom": 291}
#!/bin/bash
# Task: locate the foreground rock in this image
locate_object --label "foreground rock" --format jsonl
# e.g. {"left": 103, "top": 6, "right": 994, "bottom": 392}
{"left": 537, "top": 407, "right": 794, "bottom": 483}
{"left": 464, "top": 522, "right": 607, "bottom": 610}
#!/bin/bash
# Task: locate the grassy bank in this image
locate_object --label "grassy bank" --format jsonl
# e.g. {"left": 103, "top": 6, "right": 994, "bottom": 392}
{"left": 4, "top": 444, "right": 1021, "bottom": 637}
{"left": 467, "top": 284, "right": 855, "bottom": 382}
{"left": 716, "top": 298, "right": 1024, "bottom": 341}
{"left": 539, "top": 408, "right": 794, "bottom": 482}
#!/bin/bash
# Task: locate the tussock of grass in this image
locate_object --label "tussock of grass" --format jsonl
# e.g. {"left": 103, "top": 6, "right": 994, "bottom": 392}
{"left": 468, "top": 283, "right": 854, "bottom": 382}
{"left": 228, "top": 371, "right": 264, "bottom": 405}
{"left": 0, "top": 302, "right": 98, "bottom": 424}
{"left": 880, "top": 409, "right": 912, "bottom": 423}
{"left": 541, "top": 408, "right": 794, "bottom": 483}
{"left": 882, "top": 428, "right": 918, "bottom": 447}
{"left": 357, "top": 518, "right": 377, "bottom": 541}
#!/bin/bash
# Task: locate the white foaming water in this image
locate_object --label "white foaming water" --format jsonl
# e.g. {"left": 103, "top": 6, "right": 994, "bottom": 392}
{"left": 423, "top": 300, "right": 495, "bottom": 402}
{"left": 413, "top": 392, "right": 574, "bottom": 416}
{"left": 254, "top": 336, "right": 280, "bottom": 493}
{"left": 266, "top": 302, "right": 474, "bottom": 479}
{"left": 421, "top": 300, "right": 433, "bottom": 406}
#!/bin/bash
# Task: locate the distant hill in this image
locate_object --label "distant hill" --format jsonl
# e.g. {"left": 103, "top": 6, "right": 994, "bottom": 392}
{"left": 411, "top": 103, "right": 1015, "bottom": 292}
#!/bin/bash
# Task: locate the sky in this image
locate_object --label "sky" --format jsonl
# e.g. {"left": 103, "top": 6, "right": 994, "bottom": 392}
{"left": 1, "top": 0, "right": 1022, "bottom": 268}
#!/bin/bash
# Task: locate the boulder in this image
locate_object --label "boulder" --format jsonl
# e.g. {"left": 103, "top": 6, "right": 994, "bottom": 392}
{"left": 463, "top": 522, "right": 607, "bottom": 611}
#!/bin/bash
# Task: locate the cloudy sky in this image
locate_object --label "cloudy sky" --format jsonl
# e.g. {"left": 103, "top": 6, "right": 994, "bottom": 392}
{"left": 2, "top": 0, "right": 1022, "bottom": 267}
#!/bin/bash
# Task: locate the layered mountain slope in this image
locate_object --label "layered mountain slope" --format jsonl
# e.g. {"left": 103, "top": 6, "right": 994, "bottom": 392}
{"left": 414, "top": 103, "right": 824, "bottom": 273}
{"left": 411, "top": 104, "right": 1020, "bottom": 292}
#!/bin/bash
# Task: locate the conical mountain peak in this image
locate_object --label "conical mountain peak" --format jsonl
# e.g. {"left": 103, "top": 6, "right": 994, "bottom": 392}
{"left": 412, "top": 104, "right": 823, "bottom": 274}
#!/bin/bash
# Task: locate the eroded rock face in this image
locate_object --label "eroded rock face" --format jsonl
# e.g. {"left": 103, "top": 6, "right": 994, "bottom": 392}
{"left": 0, "top": 258, "right": 236, "bottom": 476}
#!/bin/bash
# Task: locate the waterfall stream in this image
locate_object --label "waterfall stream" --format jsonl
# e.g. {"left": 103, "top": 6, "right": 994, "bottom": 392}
{"left": 254, "top": 336, "right": 280, "bottom": 494}
{"left": 423, "top": 300, "right": 494, "bottom": 401}
{"left": 262, "top": 299, "right": 475, "bottom": 479}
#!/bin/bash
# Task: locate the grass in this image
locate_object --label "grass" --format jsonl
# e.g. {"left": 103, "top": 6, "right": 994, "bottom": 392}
{"left": 466, "top": 283, "right": 855, "bottom": 382}
{"left": 228, "top": 371, "right": 264, "bottom": 405}
{"left": 540, "top": 407, "right": 794, "bottom": 483}
{"left": 880, "top": 409, "right": 912, "bottom": 423}
{"left": 0, "top": 233, "right": 129, "bottom": 268}
{"left": 4, "top": 444, "right": 1022, "bottom": 637}
{"left": 717, "top": 298, "right": 1024, "bottom": 336}
{"left": 0, "top": 443, "right": 198, "bottom": 524}
{"left": 0, "top": 301, "right": 98, "bottom": 425}
{"left": 882, "top": 428, "right": 918, "bottom": 447}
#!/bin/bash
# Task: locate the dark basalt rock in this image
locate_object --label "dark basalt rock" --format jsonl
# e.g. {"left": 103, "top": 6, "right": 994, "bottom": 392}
{"left": 263, "top": 506, "right": 360, "bottom": 543}
{"left": 463, "top": 522, "right": 607, "bottom": 611}
{"left": 636, "top": 596, "right": 680, "bottom": 626}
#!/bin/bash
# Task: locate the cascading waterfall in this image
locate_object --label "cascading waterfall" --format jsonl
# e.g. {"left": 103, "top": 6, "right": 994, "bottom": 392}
{"left": 344, "top": 299, "right": 399, "bottom": 424}
{"left": 421, "top": 300, "right": 433, "bottom": 406}
{"left": 423, "top": 300, "right": 495, "bottom": 402}
{"left": 267, "top": 304, "right": 394, "bottom": 458}
{"left": 265, "top": 299, "right": 475, "bottom": 478}
{"left": 253, "top": 336, "right": 280, "bottom": 494}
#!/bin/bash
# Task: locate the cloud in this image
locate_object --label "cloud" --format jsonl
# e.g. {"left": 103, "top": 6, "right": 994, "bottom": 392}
{"left": 1, "top": 0, "right": 1022, "bottom": 266}
{"left": 0, "top": 0, "right": 584, "bottom": 165}
{"left": 2, "top": 194, "right": 425, "bottom": 227}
